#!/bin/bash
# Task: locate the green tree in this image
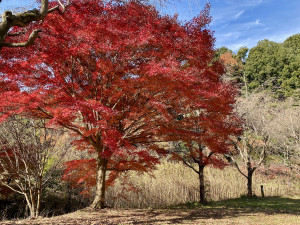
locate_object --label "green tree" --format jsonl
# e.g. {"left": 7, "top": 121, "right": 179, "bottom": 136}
{"left": 279, "top": 54, "right": 300, "bottom": 97}
{"left": 244, "top": 36, "right": 300, "bottom": 98}
{"left": 244, "top": 40, "right": 288, "bottom": 94}
{"left": 236, "top": 46, "right": 248, "bottom": 63}
{"left": 283, "top": 33, "right": 300, "bottom": 53}
{"left": 215, "top": 46, "right": 233, "bottom": 59}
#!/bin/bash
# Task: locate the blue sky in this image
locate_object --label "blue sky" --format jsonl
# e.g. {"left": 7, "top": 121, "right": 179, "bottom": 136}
{"left": 1, "top": 0, "right": 300, "bottom": 51}
{"left": 160, "top": 0, "right": 300, "bottom": 51}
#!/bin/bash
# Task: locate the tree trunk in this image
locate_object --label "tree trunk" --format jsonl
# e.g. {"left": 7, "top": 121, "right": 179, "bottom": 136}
{"left": 35, "top": 185, "right": 42, "bottom": 218}
{"left": 90, "top": 157, "right": 108, "bottom": 209}
{"left": 247, "top": 166, "right": 253, "bottom": 197}
{"left": 24, "top": 193, "right": 39, "bottom": 218}
{"left": 199, "top": 164, "right": 205, "bottom": 204}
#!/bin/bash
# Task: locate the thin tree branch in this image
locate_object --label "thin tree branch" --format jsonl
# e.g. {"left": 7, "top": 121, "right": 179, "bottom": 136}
{"left": 1, "top": 29, "right": 42, "bottom": 47}
{"left": 0, "top": 181, "right": 24, "bottom": 195}
{"left": 181, "top": 159, "right": 199, "bottom": 174}
{"left": 233, "top": 161, "right": 248, "bottom": 178}
{"left": 0, "top": 0, "right": 70, "bottom": 50}
{"left": 7, "top": 31, "right": 26, "bottom": 36}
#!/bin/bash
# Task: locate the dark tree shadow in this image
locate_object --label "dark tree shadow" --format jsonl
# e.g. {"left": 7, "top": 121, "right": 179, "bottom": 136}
{"left": 1, "top": 196, "right": 299, "bottom": 224}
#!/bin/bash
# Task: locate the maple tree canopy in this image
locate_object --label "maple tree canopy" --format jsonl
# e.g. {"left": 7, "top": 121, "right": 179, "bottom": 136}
{"left": 0, "top": 0, "right": 239, "bottom": 207}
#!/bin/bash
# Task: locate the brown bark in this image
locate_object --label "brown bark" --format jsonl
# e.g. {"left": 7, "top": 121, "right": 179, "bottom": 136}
{"left": 24, "top": 191, "right": 41, "bottom": 218}
{"left": 90, "top": 156, "right": 108, "bottom": 209}
{"left": 199, "top": 164, "right": 205, "bottom": 204}
{"left": 0, "top": 0, "right": 69, "bottom": 50}
{"left": 247, "top": 164, "right": 254, "bottom": 197}
{"left": 247, "top": 174, "right": 253, "bottom": 196}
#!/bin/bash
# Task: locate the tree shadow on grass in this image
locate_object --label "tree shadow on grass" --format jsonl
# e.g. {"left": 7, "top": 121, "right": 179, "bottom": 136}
{"left": 135, "top": 196, "right": 300, "bottom": 224}
{"left": 1, "top": 197, "right": 299, "bottom": 224}
{"left": 98, "top": 197, "right": 300, "bottom": 224}
{"left": 76, "top": 208, "right": 259, "bottom": 225}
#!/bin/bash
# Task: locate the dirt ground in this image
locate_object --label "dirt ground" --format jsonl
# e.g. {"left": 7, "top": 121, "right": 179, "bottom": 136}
{"left": 1, "top": 207, "right": 299, "bottom": 225}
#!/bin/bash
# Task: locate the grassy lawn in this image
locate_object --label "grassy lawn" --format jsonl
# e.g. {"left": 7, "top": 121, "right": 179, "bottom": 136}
{"left": 175, "top": 196, "right": 300, "bottom": 212}
{"left": 213, "top": 196, "right": 300, "bottom": 212}
{"left": 165, "top": 196, "right": 300, "bottom": 224}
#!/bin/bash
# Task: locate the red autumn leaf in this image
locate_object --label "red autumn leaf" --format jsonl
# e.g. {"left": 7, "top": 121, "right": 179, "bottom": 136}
{"left": 0, "top": 1, "right": 240, "bottom": 207}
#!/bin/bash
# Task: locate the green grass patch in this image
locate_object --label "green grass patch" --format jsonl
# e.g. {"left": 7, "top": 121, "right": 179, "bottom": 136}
{"left": 213, "top": 196, "right": 300, "bottom": 212}
{"left": 170, "top": 196, "right": 300, "bottom": 213}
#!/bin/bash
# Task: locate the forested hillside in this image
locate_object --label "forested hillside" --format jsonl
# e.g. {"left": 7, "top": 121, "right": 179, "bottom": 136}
{"left": 218, "top": 33, "right": 300, "bottom": 98}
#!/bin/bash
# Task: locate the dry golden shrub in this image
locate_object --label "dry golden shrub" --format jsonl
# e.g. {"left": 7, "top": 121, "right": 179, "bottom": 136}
{"left": 106, "top": 161, "right": 300, "bottom": 208}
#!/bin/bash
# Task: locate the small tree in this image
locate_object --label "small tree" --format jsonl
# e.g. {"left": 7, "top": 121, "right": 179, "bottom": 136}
{"left": 170, "top": 81, "right": 240, "bottom": 204}
{"left": 0, "top": 117, "right": 67, "bottom": 218}
{"left": 229, "top": 133, "right": 269, "bottom": 197}
{"left": 228, "top": 93, "right": 271, "bottom": 197}
{"left": 172, "top": 112, "right": 240, "bottom": 204}
{"left": 172, "top": 142, "right": 223, "bottom": 204}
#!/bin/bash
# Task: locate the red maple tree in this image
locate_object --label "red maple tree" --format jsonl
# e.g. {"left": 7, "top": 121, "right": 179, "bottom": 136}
{"left": 0, "top": 0, "right": 239, "bottom": 209}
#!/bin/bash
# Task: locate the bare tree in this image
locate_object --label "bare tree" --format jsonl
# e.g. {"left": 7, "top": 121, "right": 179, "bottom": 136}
{"left": 0, "top": 117, "right": 68, "bottom": 218}
{"left": 229, "top": 134, "right": 269, "bottom": 197}
{"left": 267, "top": 99, "right": 300, "bottom": 173}
{"left": 0, "top": 0, "right": 70, "bottom": 50}
{"left": 227, "top": 93, "right": 271, "bottom": 197}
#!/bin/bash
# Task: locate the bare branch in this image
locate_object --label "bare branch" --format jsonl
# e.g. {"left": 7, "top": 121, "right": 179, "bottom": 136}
{"left": 233, "top": 161, "right": 248, "bottom": 178}
{"left": 7, "top": 31, "right": 26, "bottom": 36}
{"left": 48, "top": 5, "right": 60, "bottom": 13}
{"left": 1, "top": 29, "right": 42, "bottom": 48}
{"left": 0, "top": 117, "right": 68, "bottom": 217}
{"left": 57, "top": 0, "right": 70, "bottom": 13}
{"left": 256, "top": 138, "right": 268, "bottom": 168}
{"left": 181, "top": 159, "right": 199, "bottom": 174}
{"left": 0, "top": 0, "right": 71, "bottom": 50}
{"left": 0, "top": 181, "right": 24, "bottom": 195}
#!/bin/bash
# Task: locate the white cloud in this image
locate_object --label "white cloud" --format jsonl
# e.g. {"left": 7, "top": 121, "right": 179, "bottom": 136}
{"left": 180, "top": 0, "right": 299, "bottom": 53}
{"left": 216, "top": 29, "right": 300, "bottom": 52}
{"left": 221, "top": 32, "right": 241, "bottom": 39}
{"left": 242, "top": 19, "right": 263, "bottom": 29}
{"left": 211, "top": 9, "right": 247, "bottom": 26}
{"left": 211, "top": 0, "right": 268, "bottom": 26}
{"left": 233, "top": 19, "right": 264, "bottom": 30}
{"left": 234, "top": 10, "right": 245, "bottom": 19}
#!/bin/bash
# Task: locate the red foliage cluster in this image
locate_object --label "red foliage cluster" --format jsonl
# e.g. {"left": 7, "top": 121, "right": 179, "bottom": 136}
{"left": 0, "top": 0, "right": 239, "bottom": 194}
